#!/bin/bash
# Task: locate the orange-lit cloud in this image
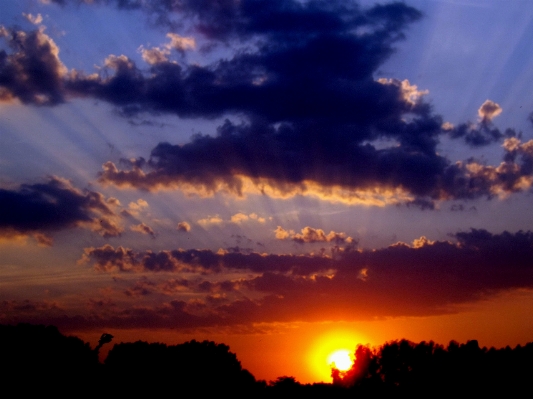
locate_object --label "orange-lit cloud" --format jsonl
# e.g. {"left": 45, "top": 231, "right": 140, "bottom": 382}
{"left": 177, "top": 221, "right": 191, "bottom": 232}
{"left": 231, "top": 213, "right": 266, "bottom": 224}
{"left": 138, "top": 33, "right": 195, "bottom": 65}
{"left": 478, "top": 99, "right": 502, "bottom": 122}
{"left": 64, "top": 228, "right": 533, "bottom": 333}
{"left": 130, "top": 223, "right": 156, "bottom": 238}
{"left": 197, "top": 215, "right": 224, "bottom": 227}
{"left": 22, "top": 13, "right": 44, "bottom": 25}
{"left": 275, "top": 226, "right": 354, "bottom": 244}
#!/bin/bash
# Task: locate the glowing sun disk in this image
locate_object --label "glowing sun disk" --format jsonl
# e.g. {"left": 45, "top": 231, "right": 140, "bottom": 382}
{"left": 328, "top": 349, "right": 352, "bottom": 371}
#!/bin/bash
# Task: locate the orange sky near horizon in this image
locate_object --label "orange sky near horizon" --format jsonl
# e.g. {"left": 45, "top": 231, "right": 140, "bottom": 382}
{"left": 73, "top": 288, "right": 533, "bottom": 384}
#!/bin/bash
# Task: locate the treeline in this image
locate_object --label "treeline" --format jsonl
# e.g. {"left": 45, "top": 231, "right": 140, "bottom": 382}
{"left": 331, "top": 339, "right": 533, "bottom": 396}
{"left": 1, "top": 324, "right": 533, "bottom": 397}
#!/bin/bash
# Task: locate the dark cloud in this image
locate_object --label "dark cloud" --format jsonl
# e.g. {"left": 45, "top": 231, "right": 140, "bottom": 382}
{"left": 64, "top": 2, "right": 424, "bottom": 123}
{"left": 56, "top": 0, "right": 451, "bottom": 204}
{"left": 0, "top": 26, "right": 66, "bottom": 104}
{"left": 81, "top": 244, "right": 332, "bottom": 274}
{"left": 445, "top": 123, "right": 518, "bottom": 148}
{"left": 4, "top": 2, "right": 533, "bottom": 204}
{"left": 444, "top": 100, "right": 517, "bottom": 147}
{"left": 124, "top": 278, "right": 156, "bottom": 297}
{"left": 5, "top": 229, "right": 533, "bottom": 330}
{"left": 99, "top": 124, "right": 533, "bottom": 204}
{"left": 80, "top": 229, "right": 533, "bottom": 315}
{"left": 47, "top": 0, "right": 421, "bottom": 41}
{"left": 0, "top": 177, "right": 122, "bottom": 242}
{"left": 0, "top": 299, "right": 61, "bottom": 315}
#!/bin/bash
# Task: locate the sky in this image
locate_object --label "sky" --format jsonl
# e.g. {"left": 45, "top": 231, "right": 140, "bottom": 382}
{"left": 1, "top": 0, "right": 533, "bottom": 384}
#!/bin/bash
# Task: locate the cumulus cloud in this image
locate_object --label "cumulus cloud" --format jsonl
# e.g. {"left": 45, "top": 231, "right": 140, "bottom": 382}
{"left": 447, "top": 100, "right": 514, "bottom": 147}
{"left": 197, "top": 215, "right": 224, "bottom": 227}
{"left": 0, "top": 177, "right": 122, "bottom": 243}
{"left": 230, "top": 213, "right": 266, "bottom": 224}
{"left": 4, "top": 1, "right": 533, "bottom": 207}
{"left": 0, "top": 25, "right": 67, "bottom": 104}
{"left": 275, "top": 226, "right": 354, "bottom": 244}
{"left": 22, "top": 13, "right": 44, "bottom": 25}
{"left": 130, "top": 223, "right": 156, "bottom": 238}
{"left": 125, "top": 199, "right": 149, "bottom": 217}
{"left": 79, "top": 244, "right": 138, "bottom": 272}
{"left": 138, "top": 33, "right": 195, "bottom": 65}
{"left": 177, "top": 221, "right": 191, "bottom": 232}
{"left": 478, "top": 99, "right": 502, "bottom": 122}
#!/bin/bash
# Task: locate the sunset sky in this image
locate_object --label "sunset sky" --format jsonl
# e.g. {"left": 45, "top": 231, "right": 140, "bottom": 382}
{"left": 2, "top": 0, "right": 533, "bottom": 383}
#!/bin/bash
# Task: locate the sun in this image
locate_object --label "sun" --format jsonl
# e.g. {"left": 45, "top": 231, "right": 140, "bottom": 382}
{"left": 327, "top": 349, "right": 353, "bottom": 371}
{"left": 307, "top": 328, "right": 364, "bottom": 382}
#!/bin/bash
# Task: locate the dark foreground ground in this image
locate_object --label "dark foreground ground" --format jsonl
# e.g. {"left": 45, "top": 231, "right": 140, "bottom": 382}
{"left": 1, "top": 324, "right": 532, "bottom": 397}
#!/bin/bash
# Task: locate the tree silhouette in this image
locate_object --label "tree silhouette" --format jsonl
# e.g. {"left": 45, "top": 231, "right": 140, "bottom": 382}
{"left": 103, "top": 339, "right": 257, "bottom": 396}
{"left": 2, "top": 323, "right": 533, "bottom": 397}
{"left": 0, "top": 324, "right": 99, "bottom": 395}
{"left": 94, "top": 332, "right": 113, "bottom": 354}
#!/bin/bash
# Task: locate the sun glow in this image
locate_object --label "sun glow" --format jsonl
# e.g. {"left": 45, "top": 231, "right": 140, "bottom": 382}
{"left": 327, "top": 349, "right": 353, "bottom": 371}
{"left": 307, "top": 329, "right": 365, "bottom": 382}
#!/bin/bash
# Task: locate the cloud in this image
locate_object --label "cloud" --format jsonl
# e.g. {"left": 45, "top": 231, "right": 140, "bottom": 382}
{"left": 158, "top": 278, "right": 190, "bottom": 295}
{"left": 138, "top": 33, "right": 195, "bottom": 65}
{"left": 6, "top": 228, "right": 533, "bottom": 330}
{"left": 230, "top": 213, "right": 266, "bottom": 224}
{"left": 478, "top": 99, "right": 502, "bottom": 122}
{"left": 22, "top": 13, "right": 44, "bottom": 25}
{"left": 124, "top": 278, "right": 156, "bottom": 297}
{"left": 4, "top": 2, "right": 533, "bottom": 207}
{"left": 97, "top": 120, "right": 533, "bottom": 206}
{"left": 80, "top": 244, "right": 333, "bottom": 275}
{"left": 275, "top": 226, "right": 354, "bottom": 244}
{"left": 446, "top": 100, "right": 514, "bottom": 147}
{"left": 79, "top": 244, "right": 138, "bottom": 272}
{"left": 443, "top": 138, "right": 533, "bottom": 198}
{"left": 34, "top": 233, "right": 54, "bottom": 247}
{"left": 197, "top": 215, "right": 223, "bottom": 227}
{"left": 0, "top": 25, "right": 67, "bottom": 104}
{"left": 0, "top": 177, "right": 122, "bottom": 243}
{"left": 129, "top": 198, "right": 148, "bottom": 209}
{"left": 230, "top": 213, "right": 249, "bottom": 224}
{"left": 79, "top": 229, "right": 533, "bottom": 303}
{"left": 177, "top": 221, "right": 191, "bottom": 232}
{"left": 130, "top": 223, "right": 156, "bottom": 238}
